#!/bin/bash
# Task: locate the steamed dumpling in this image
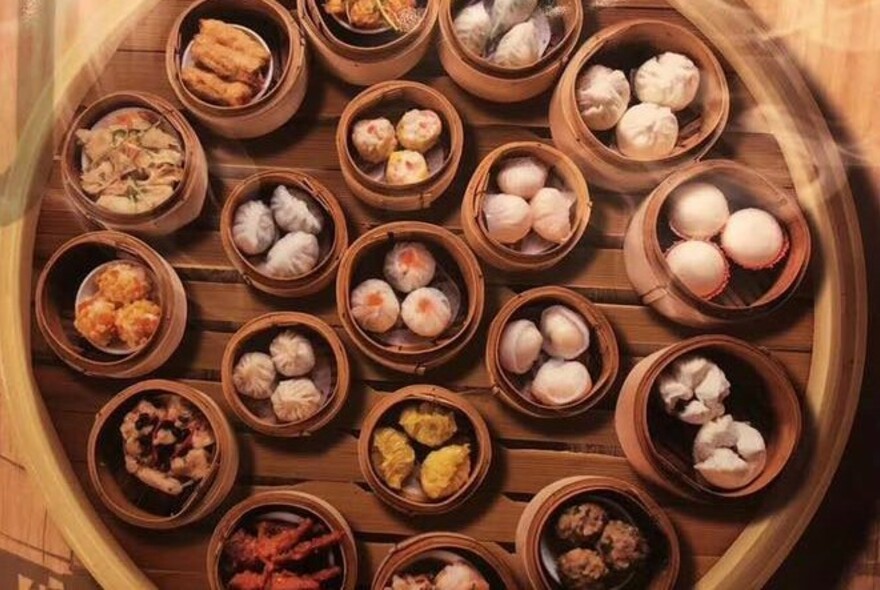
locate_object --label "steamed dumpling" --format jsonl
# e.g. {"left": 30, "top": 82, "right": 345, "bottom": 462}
{"left": 383, "top": 242, "right": 437, "bottom": 293}
{"left": 270, "top": 185, "right": 324, "bottom": 235}
{"left": 496, "top": 156, "right": 548, "bottom": 199}
{"left": 396, "top": 109, "right": 443, "bottom": 153}
{"left": 232, "top": 352, "right": 277, "bottom": 399}
{"left": 615, "top": 103, "right": 679, "bottom": 160}
{"left": 531, "top": 359, "right": 592, "bottom": 406}
{"left": 386, "top": 150, "right": 430, "bottom": 185}
{"left": 269, "top": 330, "right": 316, "bottom": 377}
{"left": 489, "top": 0, "right": 537, "bottom": 39}
{"left": 401, "top": 287, "right": 452, "bottom": 338}
{"left": 492, "top": 21, "right": 540, "bottom": 69}
{"left": 483, "top": 193, "right": 532, "bottom": 244}
{"left": 540, "top": 305, "right": 590, "bottom": 359}
{"left": 351, "top": 279, "right": 400, "bottom": 333}
{"left": 434, "top": 562, "right": 490, "bottom": 590}
{"left": 271, "top": 378, "right": 323, "bottom": 423}
{"left": 352, "top": 118, "right": 398, "bottom": 164}
{"left": 576, "top": 65, "right": 631, "bottom": 131}
{"left": 453, "top": 2, "right": 491, "bottom": 56}
{"left": 634, "top": 52, "right": 701, "bottom": 111}
{"left": 500, "top": 319, "right": 543, "bottom": 374}
{"left": 232, "top": 200, "right": 276, "bottom": 255}
{"left": 262, "top": 231, "right": 320, "bottom": 278}
{"left": 530, "top": 187, "right": 573, "bottom": 244}
{"left": 693, "top": 415, "right": 767, "bottom": 489}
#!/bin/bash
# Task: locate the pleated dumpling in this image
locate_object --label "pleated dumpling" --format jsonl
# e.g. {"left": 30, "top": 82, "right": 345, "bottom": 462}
{"left": 269, "top": 330, "right": 316, "bottom": 377}
{"left": 262, "top": 231, "right": 320, "bottom": 278}
{"left": 232, "top": 351, "right": 277, "bottom": 399}
{"left": 492, "top": 21, "right": 540, "bottom": 69}
{"left": 396, "top": 109, "right": 443, "bottom": 153}
{"left": 232, "top": 200, "right": 276, "bottom": 255}
{"left": 271, "top": 378, "right": 323, "bottom": 423}
{"left": 270, "top": 185, "right": 324, "bottom": 235}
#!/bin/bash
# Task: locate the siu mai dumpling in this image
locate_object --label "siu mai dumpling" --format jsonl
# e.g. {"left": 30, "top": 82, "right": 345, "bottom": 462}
{"left": 386, "top": 150, "right": 430, "bottom": 185}
{"left": 396, "top": 109, "right": 443, "bottom": 153}
{"left": 350, "top": 279, "right": 400, "bottom": 333}
{"left": 352, "top": 118, "right": 398, "bottom": 164}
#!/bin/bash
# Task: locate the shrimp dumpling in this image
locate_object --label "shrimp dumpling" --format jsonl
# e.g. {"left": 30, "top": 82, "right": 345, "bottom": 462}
{"left": 383, "top": 242, "right": 437, "bottom": 293}
{"left": 232, "top": 200, "right": 276, "bottom": 255}
{"left": 401, "top": 287, "right": 453, "bottom": 338}
{"left": 453, "top": 2, "right": 491, "bottom": 56}
{"left": 615, "top": 103, "right": 679, "bottom": 160}
{"left": 396, "top": 109, "right": 443, "bottom": 153}
{"left": 271, "top": 378, "right": 323, "bottom": 423}
{"left": 483, "top": 193, "right": 532, "bottom": 244}
{"left": 492, "top": 21, "right": 540, "bottom": 69}
{"left": 270, "top": 185, "right": 324, "bottom": 235}
{"left": 496, "top": 156, "right": 548, "bottom": 199}
{"left": 576, "top": 65, "right": 631, "bottom": 131}
{"left": 530, "top": 187, "right": 574, "bottom": 244}
{"left": 262, "top": 231, "right": 320, "bottom": 278}
{"left": 269, "top": 330, "right": 315, "bottom": 377}
{"left": 351, "top": 279, "right": 400, "bottom": 333}
{"left": 352, "top": 118, "right": 398, "bottom": 164}
{"left": 232, "top": 352, "right": 277, "bottom": 399}
{"left": 489, "top": 0, "right": 537, "bottom": 38}
{"left": 385, "top": 150, "right": 430, "bottom": 185}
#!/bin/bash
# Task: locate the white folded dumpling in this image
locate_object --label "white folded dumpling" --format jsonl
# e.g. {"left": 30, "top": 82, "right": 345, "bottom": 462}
{"left": 350, "top": 279, "right": 400, "bottom": 333}
{"left": 233, "top": 200, "right": 277, "bottom": 256}
{"left": 615, "top": 103, "right": 679, "bottom": 160}
{"left": 262, "top": 231, "right": 320, "bottom": 278}
{"left": 453, "top": 2, "right": 491, "bottom": 56}
{"left": 270, "top": 330, "right": 316, "bottom": 377}
{"left": 499, "top": 319, "right": 543, "bottom": 374}
{"left": 232, "top": 352, "right": 277, "bottom": 399}
{"left": 489, "top": 0, "right": 537, "bottom": 39}
{"left": 634, "top": 52, "right": 701, "bottom": 112}
{"left": 495, "top": 156, "right": 548, "bottom": 199}
{"left": 401, "top": 287, "right": 453, "bottom": 338}
{"left": 483, "top": 193, "right": 532, "bottom": 244}
{"left": 271, "top": 378, "right": 323, "bottom": 423}
{"left": 576, "top": 65, "right": 631, "bottom": 131}
{"left": 270, "top": 185, "right": 324, "bottom": 235}
{"left": 492, "top": 21, "right": 540, "bottom": 69}
{"left": 383, "top": 242, "right": 437, "bottom": 293}
{"left": 530, "top": 187, "right": 573, "bottom": 244}
{"left": 531, "top": 359, "right": 592, "bottom": 406}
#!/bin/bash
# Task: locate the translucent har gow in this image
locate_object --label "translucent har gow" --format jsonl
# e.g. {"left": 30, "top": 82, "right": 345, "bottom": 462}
{"left": 270, "top": 185, "right": 324, "bottom": 235}
{"left": 271, "top": 378, "right": 323, "bottom": 423}
{"left": 453, "top": 2, "right": 492, "bottom": 56}
{"left": 232, "top": 351, "right": 277, "bottom": 399}
{"left": 500, "top": 319, "right": 543, "bottom": 374}
{"left": 351, "top": 279, "right": 400, "bottom": 333}
{"left": 531, "top": 359, "right": 592, "bottom": 406}
{"left": 483, "top": 193, "right": 532, "bottom": 244}
{"left": 615, "top": 103, "right": 679, "bottom": 160}
{"left": 540, "top": 305, "right": 590, "bottom": 359}
{"left": 489, "top": 0, "right": 537, "bottom": 39}
{"left": 576, "top": 65, "right": 631, "bottom": 131}
{"left": 263, "top": 231, "right": 320, "bottom": 278}
{"left": 530, "top": 187, "right": 573, "bottom": 244}
{"left": 492, "top": 21, "right": 540, "bottom": 69}
{"left": 383, "top": 242, "right": 437, "bottom": 293}
{"left": 400, "top": 286, "right": 453, "bottom": 338}
{"left": 269, "top": 330, "right": 316, "bottom": 377}
{"left": 233, "top": 200, "right": 277, "bottom": 256}
{"left": 496, "top": 156, "right": 548, "bottom": 199}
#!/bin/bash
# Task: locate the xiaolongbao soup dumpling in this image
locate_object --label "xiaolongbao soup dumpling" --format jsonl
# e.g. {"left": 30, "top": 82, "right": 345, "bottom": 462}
{"left": 401, "top": 287, "right": 453, "bottom": 338}
{"left": 500, "top": 319, "right": 543, "bottom": 374}
{"left": 263, "top": 231, "right": 320, "bottom": 278}
{"left": 483, "top": 193, "right": 532, "bottom": 244}
{"left": 490, "top": 0, "right": 537, "bottom": 39}
{"left": 496, "top": 156, "right": 548, "bottom": 199}
{"left": 271, "top": 378, "right": 323, "bottom": 423}
{"left": 396, "top": 109, "right": 443, "bottom": 153}
{"left": 233, "top": 200, "right": 276, "bottom": 256}
{"left": 530, "top": 187, "right": 573, "bottom": 244}
{"left": 615, "top": 103, "right": 679, "bottom": 160}
{"left": 386, "top": 150, "right": 430, "bottom": 185}
{"left": 233, "top": 352, "right": 277, "bottom": 399}
{"left": 270, "top": 185, "right": 324, "bottom": 235}
{"left": 576, "top": 65, "right": 632, "bottom": 131}
{"left": 634, "top": 52, "right": 701, "bottom": 112}
{"left": 269, "top": 330, "right": 316, "bottom": 377}
{"left": 492, "top": 21, "right": 540, "bottom": 69}
{"left": 352, "top": 118, "right": 398, "bottom": 164}
{"left": 540, "top": 305, "right": 590, "bottom": 359}
{"left": 383, "top": 242, "right": 437, "bottom": 293}
{"left": 351, "top": 279, "right": 400, "bottom": 333}
{"left": 453, "top": 2, "right": 491, "bottom": 56}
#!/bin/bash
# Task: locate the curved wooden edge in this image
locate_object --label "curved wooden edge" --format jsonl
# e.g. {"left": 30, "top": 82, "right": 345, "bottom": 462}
{"left": 0, "top": 1, "right": 161, "bottom": 589}
{"left": 669, "top": 1, "right": 869, "bottom": 588}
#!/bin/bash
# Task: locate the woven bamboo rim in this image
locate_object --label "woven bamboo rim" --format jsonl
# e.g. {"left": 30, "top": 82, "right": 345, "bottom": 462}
{"left": 336, "top": 81, "right": 464, "bottom": 211}
{"left": 623, "top": 159, "right": 812, "bottom": 327}
{"left": 220, "top": 312, "right": 351, "bottom": 437}
{"left": 485, "top": 286, "right": 620, "bottom": 418}
{"left": 206, "top": 488, "right": 358, "bottom": 590}
{"left": 336, "top": 222, "right": 485, "bottom": 374}
{"left": 357, "top": 385, "right": 493, "bottom": 515}
{"left": 219, "top": 169, "right": 349, "bottom": 298}
{"left": 461, "top": 141, "right": 592, "bottom": 271}
{"left": 297, "top": 0, "right": 439, "bottom": 86}
{"left": 549, "top": 19, "right": 730, "bottom": 191}
{"left": 165, "top": 0, "right": 309, "bottom": 138}
{"left": 60, "top": 91, "right": 208, "bottom": 237}
{"left": 86, "top": 379, "right": 240, "bottom": 530}
{"left": 515, "top": 476, "right": 680, "bottom": 590}
{"left": 614, "top": 335, "right": 803, "bottom": 501}
{"left": 372, "top": 532, "right": 521, "bottom": 589}
{"left": 34, "top": 231, "right": 188, "bottom": 379}
{"left": 437, "top": 0, "right": 583, "bottom": 102}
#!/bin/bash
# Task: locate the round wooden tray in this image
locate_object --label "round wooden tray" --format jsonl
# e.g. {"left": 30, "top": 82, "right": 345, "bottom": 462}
{"left": 0, "top": 1, "right": 867, "bottom": 589}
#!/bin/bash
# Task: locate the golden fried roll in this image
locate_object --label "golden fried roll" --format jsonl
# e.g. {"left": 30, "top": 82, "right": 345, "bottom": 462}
{"left": 348, "top": 0, "right": 384, "bottom": 29}
{"left": 199, "top": 19, "right": 270, "bottom": 64}
{"left": 191, "top": 35, "right": 265, "bottom": 86}
{"left": 181, "top": 66, "right": 254, "bottom": 106}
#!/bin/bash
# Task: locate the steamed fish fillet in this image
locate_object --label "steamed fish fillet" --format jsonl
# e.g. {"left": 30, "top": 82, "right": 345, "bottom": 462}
{"left": 199, "top": 18, "right": 270, "bottom": 63}
{"left": 181, "top": 66, "right": 255, "bottom": 106}
{"left": 191, "top": 35, "right": 266, "bottom": 86}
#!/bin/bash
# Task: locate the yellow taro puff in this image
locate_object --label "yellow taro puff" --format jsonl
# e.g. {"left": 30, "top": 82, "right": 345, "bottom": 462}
{"left": 371, "top": 427, "right": 415, "bottom": 490}
{"left": 399, "top": 402, "right": 458, "bottom": 448}
{"left": 420, "top": 444, "right": 471, "bottom": 500}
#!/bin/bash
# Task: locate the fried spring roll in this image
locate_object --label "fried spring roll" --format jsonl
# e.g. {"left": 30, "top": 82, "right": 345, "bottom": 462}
{"left": 181, "top": 66, "right": 254, "bottom": 106}
{"left": 199, "top": 18, "right": 271, "bottom": 64}
{"left": 191, "top": 35, "right": 266, "bottom": 86}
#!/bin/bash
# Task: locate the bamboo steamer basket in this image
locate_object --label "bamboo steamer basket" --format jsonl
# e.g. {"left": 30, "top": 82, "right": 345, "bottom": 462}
{"left": 34, "top": 231, "right": 188, "bottom": 379}
{"left": 516, "top": 476, "right": 680, "bottom": 590}
{"left": 219, "top": 169, "right": 349, "bottom": 297}
{"left": 336, "top": 222, "right": 485, "bottom": 374}
{"left": 623, "top": 159, "right": 812, "bottom": 328}
{"left": 207, "top": 488, "right": 358, "bottom": 590}
{"left": 372, "top": 532, "right": 520, "bottom": 589}
{"left": 336, "top": 81, "right": 465, "bottom": 211}
{"left": 60, "top": 92, "right": 208, "bottom": 238}
{"left": 438, "top": 0, "right": 583, "bottom": 103}
{"left": 358, "top": 385, "right": 493, "bottom": 515}
{"left": 549, "top": 19, "right": 730, "bottom": 192}
{"left": 220, "top": 312, "right": 351, "bottom": 437}
{"left": 86, "top": 379, "right": 240, "bottom": 530}
{"left": 165, "top": 0, "right": 309, "bottom": 139}
{"left": 296, "top": 0, "right": 439, "bottom": 86}
{"left": 485, "top": 286, "right": 619, "bottom": 418}
{"left": 461, "top": 141, "right": 592, "bottom": 271}
{"left": 614, "top": 335, "right": 802, "bottom": 501}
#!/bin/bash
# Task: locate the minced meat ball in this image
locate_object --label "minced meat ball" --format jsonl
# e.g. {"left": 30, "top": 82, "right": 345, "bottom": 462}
{"left": 557, "top": 547, "right": 609, "bottom": 590}
{"left": 597, "top": 520, "right": 649, "bottom": 572}
{"left": 555, "top": 503, "right": 610, "bottom": 545}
